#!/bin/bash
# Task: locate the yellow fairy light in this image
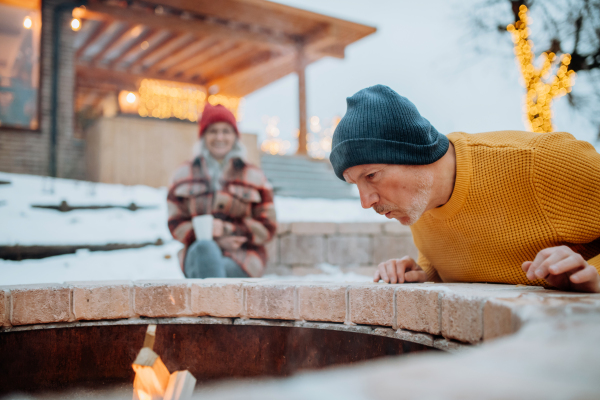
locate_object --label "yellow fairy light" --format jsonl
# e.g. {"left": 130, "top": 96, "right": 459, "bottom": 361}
{"left": 260, "top": 116, "right": 289, "bottom": 155}
{"left": 507, "top": 5, "right": 576, "bottom": 133}
{"left": 136, "top": 79, "right": 241, "bottom": 122}
{"left": 23, "top": 17, "right": 32, "bottom": 29}
{"left": 307, "top": 116, "right": 340, "bottom": 159}
{"left": 71, "top": 18, "right": 81, "bottom": 31}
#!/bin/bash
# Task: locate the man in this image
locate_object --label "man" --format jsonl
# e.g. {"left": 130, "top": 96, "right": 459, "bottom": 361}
{"left": 330, "top": 85, "right": 600, "bottom": 293}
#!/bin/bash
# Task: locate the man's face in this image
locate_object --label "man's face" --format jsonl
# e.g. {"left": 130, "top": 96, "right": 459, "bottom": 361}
{"left": 343, "top": 164, "right": 434, "bottom": 226}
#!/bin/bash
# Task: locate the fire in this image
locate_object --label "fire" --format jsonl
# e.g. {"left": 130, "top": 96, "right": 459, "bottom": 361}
{"left": 132, "top": 325, "right": 197, "bottom": 400}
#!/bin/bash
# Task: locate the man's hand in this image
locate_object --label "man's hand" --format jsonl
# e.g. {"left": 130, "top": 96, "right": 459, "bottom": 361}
{"left": 374, "top": 256, "right": 427, "bottom": 284}
{"left": 216, "top": 236, "right": 247, "bottom": 251}
{"left": 213, "top": 219, "right": 224, "bottom": 238}
{"left": 522, "top": 246, "right": 600, "bottom": 293}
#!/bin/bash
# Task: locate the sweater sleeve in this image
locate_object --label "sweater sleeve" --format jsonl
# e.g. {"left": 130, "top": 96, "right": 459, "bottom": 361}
{"left": 221, "top": 168, "right": 277, "bottom": 246}
{"left": 417, "top": 252, "right": 442, "bottom": 282}
{"left": 533, "top": 132, "right": 600, "bottom": 264}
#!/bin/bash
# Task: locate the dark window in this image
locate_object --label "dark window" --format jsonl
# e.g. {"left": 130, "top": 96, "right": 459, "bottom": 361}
{"left": 0, "top": 1, "right": 41, "bottom": 130}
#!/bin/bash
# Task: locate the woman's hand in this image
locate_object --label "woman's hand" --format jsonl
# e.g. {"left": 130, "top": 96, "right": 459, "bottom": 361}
{"left": 213, "top": 219, "right": 224, "bottom": 238}
{"left": 216, "top": 236, "right": 247, "bottom": 251}
{"left": 522, "top": 246, "right": 600, "bottom": 293}
{"left": 374, "top": 256, "right": 427, "bottom": 284}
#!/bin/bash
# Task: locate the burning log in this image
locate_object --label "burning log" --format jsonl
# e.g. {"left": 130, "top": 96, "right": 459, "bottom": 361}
{"left": 164, "top": 371, "right": 196, "bottom": 400}
{"left": 132, "top": 325, "right": 196, "bottom": 400}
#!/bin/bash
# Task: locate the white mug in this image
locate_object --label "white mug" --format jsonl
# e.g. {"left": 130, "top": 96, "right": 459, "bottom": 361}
{"left": 192, "top": 214, "right": 214, "bottom": 241}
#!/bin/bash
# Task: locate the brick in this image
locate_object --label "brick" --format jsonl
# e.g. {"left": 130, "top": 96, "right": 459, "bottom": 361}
{"left": 441, "top": 293, "right": 484, "bottom": 343}
{"left": 134, "top": 282, "right": 191, "bottom": 317}
{"left": 372, "top": 235, "right": 419, "bottom": 265}
{"left": 191, "top": 281, "right": 243, "bottom": 318}
{"left": 290, "top": 222, "right": 336, "bottom": 235}
{"left": 0, "top": 288, "right": 9, "bottom": 327}
{"left": 245, "top": 283, "right": 296, "bottom": 320}
{"left": 483, "top": 299, "right": 521, "bottom": 341}
{"left": 70, "top": 281, "right": 134, "bottom": 321}
{"left": 327, "top": 236, "right": 372, "bottom": 265}
{"left": 382, "top": 222, "right": 412, "bottom": 235}
{"left": 298, "top": 284, "right": 347, "bottom": 322}
{"left": 396, "top": 286, "right": 443, "bottom": 335}
{"left": 10, "top": 284, "right": 71, "bottom": 326}
{"left": 280, "top": 234, "right": 325, "bottom": 264}
{"left": 349, "top": 284, "right": 395, "bottom": 326}
{"left": 337, "top": 223, "right": 382, "bottom": 234}
{"left": 265, "top": 237, "right": 279, "bottom": 266}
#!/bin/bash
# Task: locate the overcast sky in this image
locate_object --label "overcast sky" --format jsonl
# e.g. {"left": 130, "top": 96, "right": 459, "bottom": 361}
{"left": 237, "top": 0, "right": 598, "bottom": 153}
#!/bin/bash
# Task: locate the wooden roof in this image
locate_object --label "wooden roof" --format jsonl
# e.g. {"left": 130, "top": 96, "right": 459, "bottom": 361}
{"left": 74, "top": 0, "right": 376, "bottom": 98}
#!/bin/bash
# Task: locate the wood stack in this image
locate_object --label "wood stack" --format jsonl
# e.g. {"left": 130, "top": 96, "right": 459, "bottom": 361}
{"left": 132, "top": 325, "right": 196, "bottom": 400}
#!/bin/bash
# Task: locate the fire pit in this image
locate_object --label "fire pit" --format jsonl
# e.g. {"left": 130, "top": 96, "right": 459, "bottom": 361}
{"left": 4, "top": 279, "right": 597, "bottom": 398}
{"left": 0, "top": 279, "right": 441, "bottom": 396}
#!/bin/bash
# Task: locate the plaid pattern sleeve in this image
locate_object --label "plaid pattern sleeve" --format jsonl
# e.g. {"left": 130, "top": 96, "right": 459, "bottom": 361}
{"left": 226, "top": 166, "right": 277, "bottom": 246}
{"left": 166, "top": 164, "right": 197, "bottom": 248}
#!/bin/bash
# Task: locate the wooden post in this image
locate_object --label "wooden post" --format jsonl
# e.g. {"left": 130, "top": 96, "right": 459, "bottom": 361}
{"left": 296, "top": 46, "right": 307, "bottom": 155}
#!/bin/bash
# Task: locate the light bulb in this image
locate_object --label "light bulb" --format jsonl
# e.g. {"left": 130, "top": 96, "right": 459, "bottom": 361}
{"left": 126, "top": 92, "right": 136, "bottom": 104}
{"left": 23, "top": 17, "right": 32, "bottom": 29}
{"left": 71, "top": 18, "right": 81, "bottom": 31}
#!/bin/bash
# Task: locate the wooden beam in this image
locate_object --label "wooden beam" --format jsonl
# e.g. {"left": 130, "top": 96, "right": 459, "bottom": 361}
{"left": 210, "top": 50, "right": 295, "bottom": 97}
{"left": 90, "top": 23, "right": 132, "bottom": 65}
{"left": 127, "top": 32, "right": 188, "bottom": 71}
{"left": 159, "top": 38, "right": 220, "bottom": 77}
{"left": 179, "top": 42, "right": 243, "bottom": 80}
{"left": 76, "top": 65, "right": 201, "bottom": 93}
{"left": 80, "top": 2, "right": 296, "bottom": 49}
{"left": 145, "top": 36, "right": 214, "bottom": 75}
{"left": 296, "top": 47, "right": 307, "bottom": 155}
{"left": 201, "top": 47, "right": 270, "bottom": 83}
{"left": 108, "top": 28, "right": 159, "bottom": 68}
{"left": 75, "top": 20, "right": 112, "bottom": 60}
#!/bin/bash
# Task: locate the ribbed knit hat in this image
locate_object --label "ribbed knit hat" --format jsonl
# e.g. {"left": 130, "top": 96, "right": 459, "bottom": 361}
{"left": 199, "top": 103, "right": 239, "bottom": 137}
{"left": 329, "top": 85, "right": 449, "bottom": 180}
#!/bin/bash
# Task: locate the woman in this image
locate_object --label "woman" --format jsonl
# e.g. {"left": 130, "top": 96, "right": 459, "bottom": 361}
{"left": 167, "top": 103, "right": 277, "bottom": 278}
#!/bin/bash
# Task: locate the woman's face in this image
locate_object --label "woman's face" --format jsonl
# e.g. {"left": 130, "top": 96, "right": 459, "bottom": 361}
{"left": 204, "top": 122, "right": 237, "bottom": 160}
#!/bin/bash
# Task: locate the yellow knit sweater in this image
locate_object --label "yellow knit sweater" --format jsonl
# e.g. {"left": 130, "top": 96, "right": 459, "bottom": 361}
{"left": 411, "top": 130, "right": 600, "bottom": 287}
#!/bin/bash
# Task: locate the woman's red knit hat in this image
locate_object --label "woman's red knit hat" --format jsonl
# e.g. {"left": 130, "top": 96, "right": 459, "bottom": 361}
{"left": 198, "top": 103, "right": 239, "bottom": 137}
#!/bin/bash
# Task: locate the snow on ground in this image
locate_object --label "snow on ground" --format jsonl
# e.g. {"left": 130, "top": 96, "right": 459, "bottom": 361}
{"left": 1, "top": 242, "right": 185, "bottom": 285}
{"left": 0, "top": 172, "right": 171, "bottom": 246}
{"left": 0, "top": 172, "right": 375, "bottom": 285}
{"left": 0, "top": 244, "right": 370, "bottom": 285}
{"left": 0, "top": 172, "right": 384, "bottom": 246}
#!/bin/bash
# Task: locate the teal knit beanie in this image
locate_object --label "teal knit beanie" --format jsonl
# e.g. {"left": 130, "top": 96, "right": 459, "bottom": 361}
{"left": 329, "top": 85, "right": 449, "bottom": 180}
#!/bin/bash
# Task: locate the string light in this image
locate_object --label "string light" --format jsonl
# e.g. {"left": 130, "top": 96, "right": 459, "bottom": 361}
{"left": 260, "top": 116, "right": 291, "bottom": 155}
{"left": 71, "top": 18, "right": 81, "bottom": 31}
{"left": 23, "top": 17, "right": 32, "bottom": 29}
{"left": 307, "top": 116, "right": 340, "bottom": 159}
{"left": 136, "top": 79, "right": 241, "bottom": 122}
{"left": 507, "top": 5, "right": 576, "bottom": 133}
{"left": 126, "top": 92, "right": 136, "bottom": 104}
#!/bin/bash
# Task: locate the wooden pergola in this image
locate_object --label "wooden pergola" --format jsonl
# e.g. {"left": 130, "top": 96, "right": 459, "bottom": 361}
{"left": 72, "top": 0, "right": 375, "bottom": 154}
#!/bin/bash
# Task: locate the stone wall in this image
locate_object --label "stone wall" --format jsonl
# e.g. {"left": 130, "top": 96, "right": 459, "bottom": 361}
{"left": 266, "top": 222, "right": 418, "bottom": 276}
{"left": 4, "top": 280, "right": 599, "bottom": 346}
{"left": 0, "top": 0, "right": 85, "bottom": 180}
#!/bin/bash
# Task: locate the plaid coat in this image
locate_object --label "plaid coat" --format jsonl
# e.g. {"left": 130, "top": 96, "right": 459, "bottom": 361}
{"left": 167, "top": 156, "right": 277, "bottom": 277}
